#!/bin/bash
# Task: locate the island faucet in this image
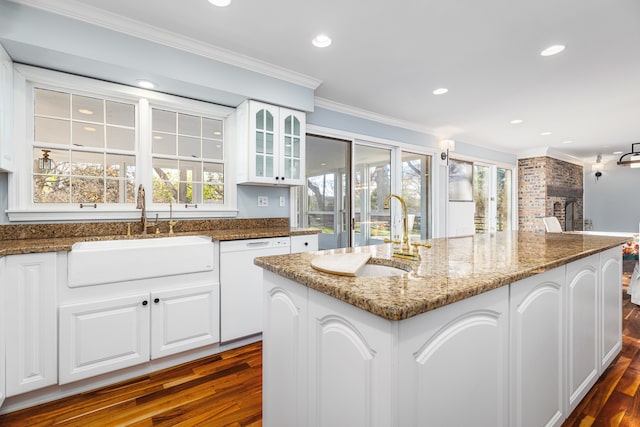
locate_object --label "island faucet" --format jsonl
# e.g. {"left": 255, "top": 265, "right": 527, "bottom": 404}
{"left": 383, "top": 194, "right": 411, "bottom": 255}
{"left": 136, "top": 184, "right": 147, "bottom": 234}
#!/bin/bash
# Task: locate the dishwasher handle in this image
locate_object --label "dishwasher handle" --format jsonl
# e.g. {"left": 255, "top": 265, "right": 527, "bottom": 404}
{"left": 245, "top": 241, "right": 271, "bottom": 248}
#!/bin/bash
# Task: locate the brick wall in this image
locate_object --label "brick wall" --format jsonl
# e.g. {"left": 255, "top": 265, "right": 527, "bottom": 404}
{"left": 518, "top": 156, "right": 583, "bottom": 231}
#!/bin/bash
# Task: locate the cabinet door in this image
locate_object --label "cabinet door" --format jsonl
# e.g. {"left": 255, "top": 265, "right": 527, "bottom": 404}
{"left": 5, "top": 253, "right": 57, "bottom": 396}
{"left": 0, "top": 257, "right": 5, "bottom": 407}
{"left": 249, "top": 101, "right": 280, "bottom": 183}
{"left": 290, "top": 234, "right": 319, "bottom": 253}
{"left": 279, "top": 108, "right": 305, "bottom": 186}
{"left": 59, "top": 293, "right": 150, "bottom": 384}
{"left": 399, "top": 286, "right": 510, "bottom": 427}
{"left": 0, "top": 42, "right": 12, "bottom": 172}
{"left": 600, "top": 247, "right": 622, "bottom": 369}
{"left": 510, "top": 267, "right": 565, "bottom": 427}
{"left": 263, "top": 272, "right": 308, "bottom": 427}
{"left": 566, "top": 254, "right": 599, "bottom": 412}
{"left": 150, "top": 283, "right": 219, "bottom": 359}
{"left": 307, "top": 288, "right": 394, "bottom": 427}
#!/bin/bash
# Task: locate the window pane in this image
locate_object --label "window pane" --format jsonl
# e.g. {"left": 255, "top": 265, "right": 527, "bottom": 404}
{"left": 72, "top": 95, "right": 104, "bottom": 122}
{"left": 178, "top": 135, "right": 201, "bottom": 158}
{"left": 180, "top": 160, "right": 201, "bottom": 182}
{"left": 34, "top": 89, "right": 69, "bottom": 118}
{"left": 152, "top": 133, "right": 176, "bottom": 155}
{"left": 178, "top": 113, "right": 200, "bottom": 137}
{"left": 106, "top": 126, "right": 135, "bottom": 151}
{"left": 72, "top": 122, "right": 104, "bottom": 148}
{"left": 204, "top": 163, "right": 224, "bottom": 183}
{"left": 152, "top": 158, "right": 178, "bottom": 203}
{"left": 106, "top": 101, "right": 135, "bottom": 127}
{"left": 204, "top": 184, "right": 224, "bottom": 204}
{"left": 265, "top": 111, "right": 274, "bottom": 131}
{"left": 106, "top": 178, "right": 135, "bottom": 204}
{"left": 35, "top": 117, "right": 70, "bottom": 145}
{"left": 202, "top": 117, "right": 222, "bottom": 140}
{"left": 284, "top": 115, "right": 292, "bottom": 134}
{"left": 401, "top": 152, "right": 430, "bottom": 240}
{"left": 202, "top": 138, "right": 223, "bottom": 160}
{"left": 33, "top": 148, "right": 70, "bottom": 175}
{"left": 152, "top": 109, "right": 176, "bottom": 133}
{"left": 71, "top": 177, "right": 103, "bottom": 203}
{"left": 33, "top": 176, "right": 70, "bottom": 203}
{"left": 153, "top": 158, "right": 179, "bottom": 182}
{"left": 106, "top": 154, "right": 135, "bottom": 179}
{"left": 497, "top": 168, "right": 512, "bottom": 231}
{"left": 71, "top": 151, "right": 104, "bottom": 176}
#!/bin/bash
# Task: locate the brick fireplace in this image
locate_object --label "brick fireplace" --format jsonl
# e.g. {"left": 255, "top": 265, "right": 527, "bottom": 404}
{"left": 518, "top": 156, "right": 584, "bottom": 232}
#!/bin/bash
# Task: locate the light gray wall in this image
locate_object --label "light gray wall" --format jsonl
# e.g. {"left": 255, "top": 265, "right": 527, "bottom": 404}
{"left": 583, "top": 163, "right": 640, "bottom": 232}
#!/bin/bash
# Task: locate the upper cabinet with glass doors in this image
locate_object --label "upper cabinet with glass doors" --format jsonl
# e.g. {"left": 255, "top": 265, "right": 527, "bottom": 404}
{"left": 236, "top": 100, "right": 305, "bottom": 186}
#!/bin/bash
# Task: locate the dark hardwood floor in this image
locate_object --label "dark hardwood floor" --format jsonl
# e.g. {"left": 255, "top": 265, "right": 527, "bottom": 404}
{"left": 1, "top": 269, "right": 639, "bottom": 426}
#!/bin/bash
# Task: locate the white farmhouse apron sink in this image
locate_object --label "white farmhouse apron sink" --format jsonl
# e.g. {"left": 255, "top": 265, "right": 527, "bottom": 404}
{"left": 68, "top": 235, "right": 214, "bottom": 287}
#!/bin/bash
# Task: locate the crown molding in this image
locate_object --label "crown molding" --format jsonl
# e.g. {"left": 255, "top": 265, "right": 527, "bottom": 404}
{"left": 9, "top": 0, "right": 323, "bottom": 89}
{"left": 314, "top": 97, "right": 436, "bottom": 135}
{"left": 517, "top": 146, "right": 584, "bottom": 166}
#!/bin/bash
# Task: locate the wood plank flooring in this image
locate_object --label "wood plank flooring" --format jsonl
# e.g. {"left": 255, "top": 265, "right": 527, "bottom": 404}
{"left": 0, "top": 342, "right": 263, "bottom": 426}
{"left": 1, "top": 270, "right": 639, "bottom": 426}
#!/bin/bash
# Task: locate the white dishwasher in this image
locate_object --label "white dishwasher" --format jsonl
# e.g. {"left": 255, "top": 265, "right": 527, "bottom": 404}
{"left": 220, "top": 237, "right": 290, "bottom": 342}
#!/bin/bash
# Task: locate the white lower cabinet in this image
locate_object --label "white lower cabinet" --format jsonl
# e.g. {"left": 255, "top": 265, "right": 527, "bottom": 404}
{"left": 290, "top": 234, "right": 318, "bottom": 253}
{"left": 59, "top": 283, "right": 219, "bottom": 384}
{"left": 4, "top": 253, "right": 58, "bottom": 396}
{"left": 509, "top": 267, "right": 565, "bottom": 427}
{"left": 566, "top": 254, "right": 599, "bottom": 412}
{"left": 600, "top": 247, "right": 623, "bottom": 370}
{"left": 398, "top": 286, "right": 510, "bottom": 427}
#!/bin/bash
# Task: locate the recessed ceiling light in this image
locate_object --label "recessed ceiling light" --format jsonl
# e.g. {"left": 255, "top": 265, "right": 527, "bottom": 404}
{"left": 540, "top": 131, "right": 552, "bottom": 136}
{"left": 613, "top": 151, "right": 623, "bottom": 155}
{"left": 510, "top": 119, "right": 523, "bottom": 124}
{"left": 561, "top": 140, "right": 574, "bottom": 144}
{"left": 153, "top": 135, "right": 163, "bottom": 140}
{"left": 320, "top": 162, "right": 327, "bottom": 166}
{"left": 432, "top": 88, "right": 448, "bottom": 95}
{"left": 213, "top": 131, "right": 222, "bottom": 135}
{"left": 208, "top": 0, "right": 231, "bottom": 7}
{"left": 541, "top": 44, "right": 566, "bottom": 57}
{"left": 78, "top": 108, "right": 93, "bottom": 115}
{"left": 136, "top": 80, "right": 155, "bottom": 89}
{"left": 83, "top": 126, "right": 96, "bottom": 132}
{"left": 312, "top": 34, "right": 332, "bottom": 48}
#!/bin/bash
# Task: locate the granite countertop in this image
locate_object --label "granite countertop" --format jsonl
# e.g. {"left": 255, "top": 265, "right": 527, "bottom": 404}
{"left": 254, "top": 231, "right": 628, "bottom": 321}
{"left": 0, "top": 221, "right": 320, "bottom": 256}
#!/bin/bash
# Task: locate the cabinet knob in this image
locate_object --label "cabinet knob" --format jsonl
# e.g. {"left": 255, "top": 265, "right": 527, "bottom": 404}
{"left": 154, "top": 298, "right": 160, "bottom": 304}
{"left": 275, "top": 176, "right": 280, "bottom": 180}
{"left": 142, "top": 300, "right": 148, "bottom": 306}
{"left": 304, "top": 242, "right": 309, "bottom": 246}
{"left": 281, "top": 177, "right": 285, "bottom": 181}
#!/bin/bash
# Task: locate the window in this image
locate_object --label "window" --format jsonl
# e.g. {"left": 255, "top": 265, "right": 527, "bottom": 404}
{"left": 33, "top": 88, "right": 136, "bottom": 205}
{"left": 8, "top": 65, "right": 235, "bottom": 221}
{"left": 151, "top": 108, "right": 225, "bottom": 205}
{"left": 401, "top": 151, "right": 431, "bottom": 240}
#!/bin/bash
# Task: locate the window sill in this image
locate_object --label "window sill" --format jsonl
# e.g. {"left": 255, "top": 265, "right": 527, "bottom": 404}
{"left": 6, "top": 208, "right": 239, "bottom": 223}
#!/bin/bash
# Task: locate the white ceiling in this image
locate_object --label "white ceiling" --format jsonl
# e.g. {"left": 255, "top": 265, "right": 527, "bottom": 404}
{"left": 8, "top": 0, "right": 640, "bottom": 161}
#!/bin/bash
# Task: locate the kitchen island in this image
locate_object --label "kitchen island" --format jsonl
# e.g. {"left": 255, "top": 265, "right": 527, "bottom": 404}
{"left": 255, "top": 232, "right": 626, "bottom": 427}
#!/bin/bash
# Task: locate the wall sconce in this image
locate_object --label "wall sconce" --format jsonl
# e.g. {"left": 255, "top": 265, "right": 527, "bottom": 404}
{"left": 38, "top": 149, "right": 53, "bottom": 171}
{"left": 591, "top": 154, "right": 603, "bottom": 181}
{"left": 439, "top": 139, "right": 455, "bottom": 163}
{"left": 617, "top": 143, "right": 640, "bottom": 168}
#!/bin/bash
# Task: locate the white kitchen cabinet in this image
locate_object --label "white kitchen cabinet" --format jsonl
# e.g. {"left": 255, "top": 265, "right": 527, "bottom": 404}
{"left": 290, "top": 234, "right": 318, "bottom": 253}
{"left": 0, "top": 42, "right": 12, "bottom": 172}
{"left": 59, "top": 293, "right": 150, "bottom": 384}
{"left": 600, "top": 247, "right": 622, "bottom": 369}
{"left": 263, "top": 272, "right": 308, "bottom": 427}
{"left": 59, "top": 283, "right": 219, "bottom": 384}
{"left": 4, "top": 253, "right": 58, "bottom": 396}
{"left": 150, "top": 284, "right": 220, "bottom": 359}
{"left": 236, "top": 100, "right": 305, "bottom": 186}
{"left": 398, "top": 286, "right": 510, "bottom": 427}
{"left": 0, "top": 257, "right": 6, "bottom": 408}
{"left": 509, "top": 267, "right": 565, "bottom": 427}
{"left": 566, "top": 253, "right": 599, "bottom": 412}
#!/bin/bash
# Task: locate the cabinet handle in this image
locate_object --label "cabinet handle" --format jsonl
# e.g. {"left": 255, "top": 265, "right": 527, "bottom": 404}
{"left": 154, "top": 298, "right": 160, "bottom": 304}
{"left": 142, "top": 300, "right": 148, "bottom": 306}
{"left": 304, "top": 242, "right": 309, "bottom": 246}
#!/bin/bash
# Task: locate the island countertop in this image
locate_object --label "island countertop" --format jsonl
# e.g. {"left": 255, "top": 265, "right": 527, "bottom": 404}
{"left": 254, "top": 231, "right": 627, "bottom": 321}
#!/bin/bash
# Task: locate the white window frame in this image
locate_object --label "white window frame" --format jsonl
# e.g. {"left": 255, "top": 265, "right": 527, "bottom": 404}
{"left": 8, "top": 65, "right": 237, "bottom": 222}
